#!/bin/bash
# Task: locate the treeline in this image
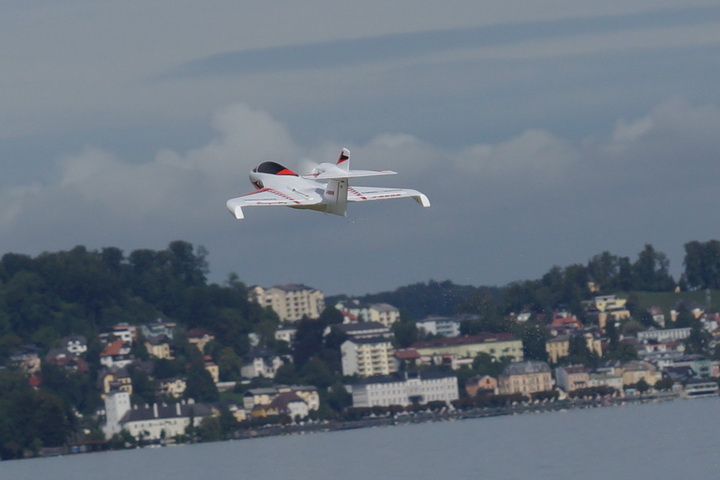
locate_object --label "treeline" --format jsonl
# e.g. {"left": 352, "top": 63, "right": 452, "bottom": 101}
{"left": 0, "top": 240, "right": 276, "bottom": 360}
{"left": 1, "top": 239, "right": 720, "bottom": 458}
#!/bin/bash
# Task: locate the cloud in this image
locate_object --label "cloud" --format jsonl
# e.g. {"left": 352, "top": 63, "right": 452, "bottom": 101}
{"left": 171, "top": 5, "right": 720, "bottom": 77}
{"left": 0, "top": 98, "right": 719, "bottom": 293}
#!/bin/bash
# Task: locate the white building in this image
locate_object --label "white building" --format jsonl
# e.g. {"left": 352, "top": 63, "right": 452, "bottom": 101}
{"left": 351, "top": 371, "right": 459, "bottom": 408}
{"left": 241, "top": 347, "right": 284, "bottom": 379}
{"left": 335, "top": 300, "right": 400, "bottom": 327}
{"left": 275, "top": 327, "right": 297, "bottom": 344}
{"left": 249, "top": 284, "right": 325, "bottom": 322}
{"left": 103, "top": 391, "right": 211, "bottom": 442}
{"left": 415, "top": 316, "right": 467, "bottom": 338}
{"left": 637, "top": 327, "right": 691, "bottom": 343}
{"left": 341, "top": 337, "right": 396, "bottom": 377}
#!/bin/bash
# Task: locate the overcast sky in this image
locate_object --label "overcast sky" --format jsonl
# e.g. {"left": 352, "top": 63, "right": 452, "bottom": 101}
{"left": 2, "top": 1, "right": 720, "bottom": 295}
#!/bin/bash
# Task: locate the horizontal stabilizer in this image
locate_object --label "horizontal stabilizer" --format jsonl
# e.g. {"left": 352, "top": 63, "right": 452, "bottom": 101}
{"left": 303, "top": 170, "right": 397, "bottom": 180}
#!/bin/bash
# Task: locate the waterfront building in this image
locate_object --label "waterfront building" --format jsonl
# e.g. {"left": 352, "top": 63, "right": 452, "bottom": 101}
{"left": 243, "top": 385, "right": 320, "bottom": 412}
{"left": 103, "top": 391, "right": 211, "bottom": 442}
{"left": 351, "top": 371, "right": 459, "bottom": 408}
{"left": 555, "top": 365, "right": 589, "bottom": 392}
{"left": 498, "top": 361, "right": 554, "bottom": 396}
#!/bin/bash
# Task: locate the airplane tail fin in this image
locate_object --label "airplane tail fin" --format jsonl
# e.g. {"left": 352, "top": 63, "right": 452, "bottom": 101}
{"left": 336, "top": 148, "right": 350, "bottom": 171}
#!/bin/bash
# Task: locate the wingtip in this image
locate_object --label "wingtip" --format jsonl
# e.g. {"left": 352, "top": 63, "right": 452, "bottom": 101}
{"left": 415, "top": 194, "right": 431, "bottom": 208}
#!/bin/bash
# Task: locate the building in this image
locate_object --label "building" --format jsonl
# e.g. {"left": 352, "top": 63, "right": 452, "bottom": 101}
{"left": 61, "top": 335, "right": 88, "bottom": 356}
{"left": 546, "top": 332, "right": 603, "bottom": 364}
{"left": 103, "top": 391, "right": 211, "bottom": 442}
{"left": 243, "top": 385, "right": 320, "bottom": 412}
{"left": 620, "top": 360, "right": 660, "bottom": 386}
{"left": 410, "top": 333, "right": 524, "bottom": 363}
{"left": 141, "top": 318, "right": 177, "bottom": 340}
{"left": 465, "top": 375, "right": 498, "bottom": 397}
{"left": 99, "top": 367, "right": 133, "bottom": 396}
{"left": 637, "top": 327, "right": 692, "bottom": 343}
{"left": 249, "top": 284, "right": 325, "bottom": 322}
{"left": 498, "top": 361, "right": 554, "bottom": 396}
{"left": 588, "top": 295, "right": 631, "bottom": 329}
{"left": 555, "top": 365, "right": 590, "bottom": 392}
{"left": 99, "top": 339, "right": 133, "bottom": 368}
{"left": 186, "top": 328, "right": 215, "bottom": 353}
{"left": 144, "top": 335, "right": 173, "bottom": 360}
{"left": 241, "top": 347, "right": 284, "bottom": 379}
{"left": 351, "top": 371, "right": 459, "bottom": 408}
{"left": 335, "top": 300, "right": 401, "bottom": 327}
{"left": 275, "top": 327, "right": 297, "bottom": 345}
{"left": 415, "top": 316, "right": 465, "bottom": 338}
{"left": 335, "top": 321, "right": 392, "bottom": 339}
{"left": 158, "top": 377, "right": 187, "bottom": 399}
{"left": 341, "top": 337, "right": 396, "bottom": 377}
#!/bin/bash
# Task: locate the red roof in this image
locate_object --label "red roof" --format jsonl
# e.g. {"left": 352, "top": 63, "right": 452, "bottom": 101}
{"left": 100, "top": 339, "right": 128, "bottom": 356}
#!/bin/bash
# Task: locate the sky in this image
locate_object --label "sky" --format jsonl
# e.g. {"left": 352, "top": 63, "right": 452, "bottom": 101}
{"left": 2, "top": 1, "right": 720, "bottom": 295}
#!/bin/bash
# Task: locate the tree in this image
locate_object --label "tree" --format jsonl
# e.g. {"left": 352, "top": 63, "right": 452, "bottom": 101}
{"left": 632, "top": 244, "right": 675, "bottom": 291}
{"left": 184, "top": 360, "right": 219, "bottom": 403}
{"left": 683, "top": 240, "right": 720, "bottom": 290}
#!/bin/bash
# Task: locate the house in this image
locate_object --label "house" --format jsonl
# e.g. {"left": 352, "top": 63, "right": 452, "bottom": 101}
{"left": 334, "top": 300, "right": 400, "bottom": 327}
{"left": 587, "top": 295, "right": 631, "bottom": 329}
{"left": 10, "top": 345, "right": 42, "bottom": 374}
{"left": 186, "top": 328, "right": 215, "bottom": 353}
{"left": 100, "top": 323, "right": 137, "bottom": 345}
{"left": 498, "top": 361, "right": 553, "bottom": 396}
{"left": 141, "top": 318, "right": 177, "bottom": 340}
{"left": 555, "top": 365, "right": 590, "bottom": 392}
{"left": 243, "top": 385, "right": 320, "bottom": 412}
{"left": 341, "top": 337, "right": 396, "bottom": 377}
{"left": 61, "top": 335, "right": 88, "bottom": 356}
{"left": 465, "top": 375, "right": 498, "bottom": 397}
{"left": 144, "top": 335, "right": 173, "bottom": 360}
{"left": 46, "top": 348, "right": 89, "bottom": 372}
{"left": 620, "top": 360, "right": 660, "bottom": 386}
{"left": 252, "top": 392, "right": 309, "bottom": 420}
{"left": 99, "top": 367, "right": 133, "bottom": 395}
{"left": 158, "top": 377, "right": 187, "bottom": 399}
{"left": 546, "top": 332, "right": 603, "bottom": 364}
{"left": 275, "top": 327, "right": 297, "bottom": 345}
{"left": 350, "top": 371, "right": 459, "bottom": 408}
{"left": 249, "top": 284, "right": 325, "bottom": 322}
{"left": 410, "top": 333, "right": 524, "bottom": 363}
{"left": 204, "top": 356, "right": 220, "bottom": 384}
{"left": 99, "top": 339, "right": 133, "bottom": 368}
{"left": 103, "top": 391, "right": 212, "bottom": 442}
{"left": 241, "top": 347, "right": 284, "bottom": 379}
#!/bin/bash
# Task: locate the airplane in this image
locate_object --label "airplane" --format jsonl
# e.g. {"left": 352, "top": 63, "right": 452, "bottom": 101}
{"left": 226, "top": 148, "right": 430, "bottom": 219}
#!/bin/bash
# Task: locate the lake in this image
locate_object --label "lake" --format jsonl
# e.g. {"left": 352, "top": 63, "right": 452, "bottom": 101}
{"left": 2, "top": 397, "right": 719, "bottom": 480}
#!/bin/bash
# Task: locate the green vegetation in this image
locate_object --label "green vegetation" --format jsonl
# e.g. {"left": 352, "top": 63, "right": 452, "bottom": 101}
{"left": 1, "top": 238, "right": 720, "bottom": 458}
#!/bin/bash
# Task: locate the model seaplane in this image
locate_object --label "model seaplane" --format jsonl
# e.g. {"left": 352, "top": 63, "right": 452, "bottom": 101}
{"left": 226, "top": 148, "right": 430, "bottom": 219}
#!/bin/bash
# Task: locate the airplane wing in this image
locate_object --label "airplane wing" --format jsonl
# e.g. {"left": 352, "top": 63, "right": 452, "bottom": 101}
{"left": 347, "top": 186, "right": 431, "bottom": 208}
{"left": 226, "top": 188, "right": 322, "bottom": 219}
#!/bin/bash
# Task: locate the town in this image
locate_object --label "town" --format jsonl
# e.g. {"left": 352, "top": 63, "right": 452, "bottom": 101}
{"left": 2, "top": 241, "right": 720, "bottom": 459}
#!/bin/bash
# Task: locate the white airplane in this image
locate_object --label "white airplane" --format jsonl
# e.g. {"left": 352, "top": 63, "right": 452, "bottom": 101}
{"left": 226, "top": 148, "right": 430, "bottom": 219}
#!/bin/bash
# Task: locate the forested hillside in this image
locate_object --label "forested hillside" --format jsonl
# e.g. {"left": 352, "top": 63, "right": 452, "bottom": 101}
{"left": 2, "top": 238, "right": 720, "bottom": 458}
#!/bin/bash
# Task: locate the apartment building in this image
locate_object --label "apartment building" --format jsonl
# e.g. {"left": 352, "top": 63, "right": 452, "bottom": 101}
{"left": 249, "top": 284, "right": 325, "bottom": 322}
{"left": 341, "top": 337, "right": 396, "bottom": 377}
